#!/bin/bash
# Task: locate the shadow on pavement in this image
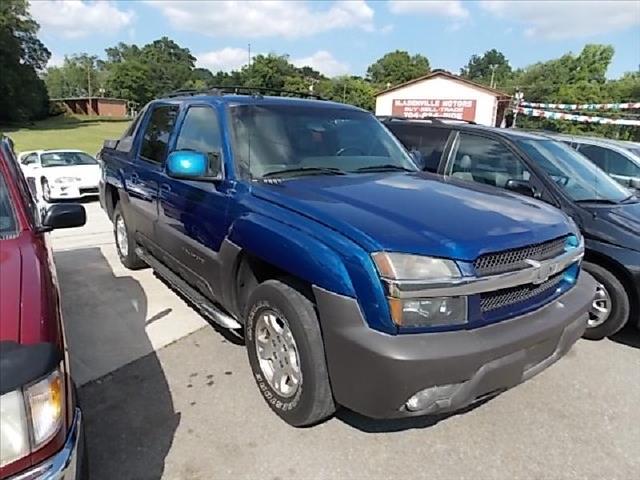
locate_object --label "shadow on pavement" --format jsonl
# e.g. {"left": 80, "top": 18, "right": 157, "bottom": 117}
{"left": 55, "top": 247, "right": 179, "bottom": 480}
{"left": 337, "top": 397, "right": 494, "bottom": 433}
{"left": 611, "top": 324, "right": 640, "bottom": 349}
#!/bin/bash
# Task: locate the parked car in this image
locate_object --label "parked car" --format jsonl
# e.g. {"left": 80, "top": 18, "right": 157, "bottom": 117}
{"left": 18, "top": 149, "right": 100, "bottom": 202}
{"left": 383, "top": 118, "right": 640, "bottom": 340}
{"left": 545, "top": 134, "right": 640, "bottom": 192}
{"left": 0, "top": 137, "right": 87, "bottom": 478}
{"left": 99, "top": 90, "right": 596, "bottom": 426}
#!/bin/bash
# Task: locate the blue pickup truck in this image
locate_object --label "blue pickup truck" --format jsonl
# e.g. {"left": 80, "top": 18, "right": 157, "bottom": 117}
{"left": 99, "top": 89, "right": 596, "bottom": 426}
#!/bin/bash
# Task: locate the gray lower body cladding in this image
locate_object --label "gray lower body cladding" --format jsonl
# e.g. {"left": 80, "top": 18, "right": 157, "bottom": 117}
{"left": 314, "top": 273, "right": 597, "bottom": 419}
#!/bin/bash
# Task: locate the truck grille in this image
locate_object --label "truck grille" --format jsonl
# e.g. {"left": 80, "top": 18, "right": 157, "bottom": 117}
{"left": 480, "top": 273, "right": 564, "bottom": 313}
{"left": 474, "top": 236, "right": 567, "bottom": 277}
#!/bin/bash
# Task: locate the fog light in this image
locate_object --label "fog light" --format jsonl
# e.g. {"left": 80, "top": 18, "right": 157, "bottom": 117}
{"left": 405, "top": 383, "right": 463, "bottom": 412}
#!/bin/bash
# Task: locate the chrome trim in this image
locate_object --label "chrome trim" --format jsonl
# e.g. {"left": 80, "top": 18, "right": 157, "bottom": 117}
{"left": 383, "top": 245, "right": 584, "bottom": 299}
{"left": 10, "top": 409, "right": 82, "bottom": 480}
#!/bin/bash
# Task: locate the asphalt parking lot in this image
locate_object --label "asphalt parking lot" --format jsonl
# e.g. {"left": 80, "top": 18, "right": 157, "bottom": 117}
{"left": 52, "top": 201, "right": 640, "bottom": 480}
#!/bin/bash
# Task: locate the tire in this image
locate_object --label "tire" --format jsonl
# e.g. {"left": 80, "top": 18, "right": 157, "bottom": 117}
{"left": 42, "top": 179, "right": 52, "bottom": 203}
{"left": 112, "top": 203, "right": 146, "bottom": 270}
{"left": 245, "top": 279, "right": 335, "bottom": 427}
{"left": 582, "top": 262, "right": 630, "bottom": 340}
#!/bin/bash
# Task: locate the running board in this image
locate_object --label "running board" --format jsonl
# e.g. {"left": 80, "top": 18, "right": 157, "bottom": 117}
{"left": 135, "top": 247, "right": 242, "bottom": 330}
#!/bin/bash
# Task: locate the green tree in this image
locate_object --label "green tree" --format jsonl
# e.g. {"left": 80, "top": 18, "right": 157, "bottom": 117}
{"left": 366, "top": 50, "right": 430, "bottom": 88}
{"left": 318, "top": 76, "right": 376, "bottom": 111}
{"left": 460, "top": 49, "right": 512, "bottom": 88}
{"left": 0, "top": 0, "right": 50, "bottom": 122}
{"left": 44, "top": 53, "right": 103, "bottom": 98}
{"left": 242, "top": 54, "right": 297, "bottom": 90}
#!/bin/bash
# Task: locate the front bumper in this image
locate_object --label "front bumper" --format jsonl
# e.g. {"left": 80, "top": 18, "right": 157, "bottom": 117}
{"left": 10, "top": 409, "right": 84, "bottom": 480}
{"left": 314, "top": 273, "right": 597, "bottom": 419}
{"left": 48, "top": 183, "right": 99, "bottom": 200}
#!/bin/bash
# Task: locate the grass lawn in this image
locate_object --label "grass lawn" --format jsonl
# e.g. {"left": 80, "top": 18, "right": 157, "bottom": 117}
{"left": 1, "top": 115, "right": 131, "bottom": 155}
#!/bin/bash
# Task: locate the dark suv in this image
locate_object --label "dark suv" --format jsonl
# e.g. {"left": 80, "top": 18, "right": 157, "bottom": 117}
{"left": 383, "top": 118, "right": 640, "bottom": 340}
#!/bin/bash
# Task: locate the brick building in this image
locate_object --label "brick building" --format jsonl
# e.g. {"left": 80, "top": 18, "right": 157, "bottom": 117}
{"left": 52, "top": 97, "right": 129, "bottom": 117}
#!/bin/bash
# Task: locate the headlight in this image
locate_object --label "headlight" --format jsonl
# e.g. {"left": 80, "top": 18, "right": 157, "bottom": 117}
{"left": 372, "top": 252, "right": 461, "bottom": 280}
{"left": 54, "top": 177, "right": 81, "bottom": 184}
{"left": 0, "top": 368, "right": 65, "bottom": 468}
{"left": 388, "top": 297, "right": 468, "bottom": 327}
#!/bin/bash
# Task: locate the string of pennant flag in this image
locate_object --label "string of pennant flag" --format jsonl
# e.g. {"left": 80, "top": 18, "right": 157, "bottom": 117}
{"left": 519, "top": 102, "right": 640, "bottom": 111}
{"left": 515, "top": 107, "right": 640, "bottom": 126}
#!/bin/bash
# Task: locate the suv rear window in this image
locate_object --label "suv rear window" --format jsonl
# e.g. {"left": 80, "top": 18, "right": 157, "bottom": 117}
{"left": 386, "top": 124, "right": 450, "bottom": 172}
{"left": 140, "top": 105, "right": 179, "bottom": 164}
{"left": 0, "top": 171, "right": 17, "bottom": 238}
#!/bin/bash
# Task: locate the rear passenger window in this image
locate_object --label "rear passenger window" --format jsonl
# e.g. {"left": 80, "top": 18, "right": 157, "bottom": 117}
{"left": 117, "top": 108, "right": 146, "bottom": 153}
{"left": 448, "top": 133, "right": 531, "bottom": 188}
{"left": 140, "top": 105, "right": 179, "bottom": 164}
{"left": 389, "top": 125, "right": 450, "bottom": 172}
{"left": 175, "top": 107, "right": 222, "bottom": 156}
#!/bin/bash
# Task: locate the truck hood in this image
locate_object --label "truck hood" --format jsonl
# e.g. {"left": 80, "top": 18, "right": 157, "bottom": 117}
{"left": 0, "top": 237, "right": 22, "bottom": 342}
{"left": 581, "top": 200, "right": 640, "bottom": 252}
{"left": 252, "top": 173, "right": 574, "bottom": 261}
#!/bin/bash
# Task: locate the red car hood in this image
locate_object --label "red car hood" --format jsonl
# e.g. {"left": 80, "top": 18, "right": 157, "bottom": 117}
{"left": 0, "top": 236, "right": 22, "bottom": 342}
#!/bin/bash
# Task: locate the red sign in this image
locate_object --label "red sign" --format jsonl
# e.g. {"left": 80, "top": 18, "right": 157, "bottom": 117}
{"left": 392, "top": 99, "right": 477, "bottom": 121}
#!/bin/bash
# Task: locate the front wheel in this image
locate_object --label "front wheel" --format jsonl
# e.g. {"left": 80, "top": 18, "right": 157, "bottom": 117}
{"left": 113, "top": 203, "right": 146, "bottom": 270}
{"left": 42, "top": 179, "right": 52, "bottom": 202}
{"left": 582, "top": 262, "right": 630, "bottom": 340}
{"left": 245, "top": 280, "right": 335, "bottom": 427}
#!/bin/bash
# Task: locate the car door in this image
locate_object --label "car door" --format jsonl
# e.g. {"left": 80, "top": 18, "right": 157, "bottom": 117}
{"left": 156, "top": 104, "right": 234, "bottom": 301}
{"left": 443, "top": 131, "right": 551, "bottom": 201}
{"left": 128, "top": 103, "right": 179, "bottom": 249}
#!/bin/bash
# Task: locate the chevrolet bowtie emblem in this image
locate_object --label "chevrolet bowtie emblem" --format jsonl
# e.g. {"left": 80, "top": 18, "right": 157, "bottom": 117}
{"left": 525, "top": 259, "right": 559, "bottom": 285}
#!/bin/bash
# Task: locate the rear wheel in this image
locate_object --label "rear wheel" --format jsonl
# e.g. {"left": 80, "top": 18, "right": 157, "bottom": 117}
{"left": 582, "top": 262, "right": 630, "bottom": 340}
{"left": 245, "top": 280, "right": 335, "bottom": 426}
{"left": 113, "top": 203, "right": 146, "bottom": 270}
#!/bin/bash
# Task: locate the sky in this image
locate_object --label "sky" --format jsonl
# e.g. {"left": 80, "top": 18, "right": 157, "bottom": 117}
{"left": 31, "top": 0, "right": 640, "bottom": 82}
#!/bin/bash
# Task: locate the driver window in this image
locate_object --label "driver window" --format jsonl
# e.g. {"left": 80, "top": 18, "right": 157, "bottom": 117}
{"left": 449, "top": 133, "right": 531, "bottom": 188}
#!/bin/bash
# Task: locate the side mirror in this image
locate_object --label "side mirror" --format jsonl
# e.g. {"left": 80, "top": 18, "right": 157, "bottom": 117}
{"left": 505, "top": 179, "right": 536, "bottom": 198}
{"left": 166, "top": 150, "right": 221, "bottom": 180}
{"left": 41, "top": 203, "right": 86, "bottom": 231}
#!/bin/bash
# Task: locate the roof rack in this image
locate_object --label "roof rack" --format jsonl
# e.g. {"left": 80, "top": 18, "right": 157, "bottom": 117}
{"left": 378, "top": 115, "right": 476, "bottom": 125}
{"left": 163, "top": 86, "right": 323, "bottom": 100}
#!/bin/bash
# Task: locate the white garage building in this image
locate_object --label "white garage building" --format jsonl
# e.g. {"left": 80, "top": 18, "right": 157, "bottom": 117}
{"left": 375, "top": 70, "right": 511, "bottom": 127}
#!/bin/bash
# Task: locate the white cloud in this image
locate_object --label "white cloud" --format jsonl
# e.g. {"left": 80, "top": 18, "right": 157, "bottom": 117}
{"left": 30, "top": 0, "right": 135, "bottom": 39}
{"left": 196, "top": 48, "right": 251, "bottom": 72}
{"left": 47, "top": 53, "right": 65, "bottom": 68}
{"left": 293, "top": 51, "right": 350, "bottom": 77}
{"left": 481, "top": 1, "right": 640, "bottom": 40}
{"left": 388, "top": 0, "right": 470, "bottom": 19}
{"left": 146, "top": 0, "right": 374, "bottom": 38}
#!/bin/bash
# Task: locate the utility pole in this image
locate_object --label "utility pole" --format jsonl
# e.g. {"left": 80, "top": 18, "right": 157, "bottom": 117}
{"left": 248, "top": 43, "right": 251, "bottom": 68}
{"left": 87, "top": 63, "right": 92, "bottom": 98}
{"left": 489, "top": 64, "right": 498, "bottom": 89}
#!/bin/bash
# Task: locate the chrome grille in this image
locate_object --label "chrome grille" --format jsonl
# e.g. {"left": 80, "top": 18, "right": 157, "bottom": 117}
{"left": 474, "top": 236, "right": 567, "bottom": 276}
{"left": 480, "top": 273, "right": 563, "bottom": 313}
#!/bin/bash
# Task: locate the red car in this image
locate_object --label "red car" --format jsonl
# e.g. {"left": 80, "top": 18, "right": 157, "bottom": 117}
{"left": 0, "top": 137, "right": 87, "bottom": 479}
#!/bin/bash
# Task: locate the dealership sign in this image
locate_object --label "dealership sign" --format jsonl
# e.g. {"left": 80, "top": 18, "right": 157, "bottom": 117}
{"left": 392, "top": 99, "right": 477, "bottom": 121}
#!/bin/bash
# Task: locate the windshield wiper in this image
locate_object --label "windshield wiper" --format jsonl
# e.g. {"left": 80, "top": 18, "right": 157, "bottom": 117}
{"left": 355, "top": 164, "right": 415, "bottom": 173}
{"left": 261, "top": 166, "right": 347, "bottom": 179}
{"left": 575, "top": 198, "right": 619, "bottom": 204}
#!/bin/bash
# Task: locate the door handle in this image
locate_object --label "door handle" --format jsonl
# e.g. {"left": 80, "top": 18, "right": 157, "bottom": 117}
{"left": 130, "top": 173, "right": 140, "bottom": 183}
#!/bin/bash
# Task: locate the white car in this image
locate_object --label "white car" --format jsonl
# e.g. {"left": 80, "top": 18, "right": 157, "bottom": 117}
{"left": 18, "top": 149, "right": 101, "bottom": 202}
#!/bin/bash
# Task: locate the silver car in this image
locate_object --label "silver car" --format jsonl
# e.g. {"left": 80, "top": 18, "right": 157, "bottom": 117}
{"left": 548, "top": 134, "right": 640, "bottom": 192}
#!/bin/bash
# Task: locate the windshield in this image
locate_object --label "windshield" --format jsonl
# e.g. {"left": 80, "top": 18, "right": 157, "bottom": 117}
{"left": 229, "top": 104, "right": 417, "bottom": 178}
{"left": 41, "top": 151, "right": 97, "bottom": 167}
{"left": 517, "top": 139, "right": 630, "bottom": 203}
{"left": 0, "top": 171, "right": 17, "bottom": 237}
